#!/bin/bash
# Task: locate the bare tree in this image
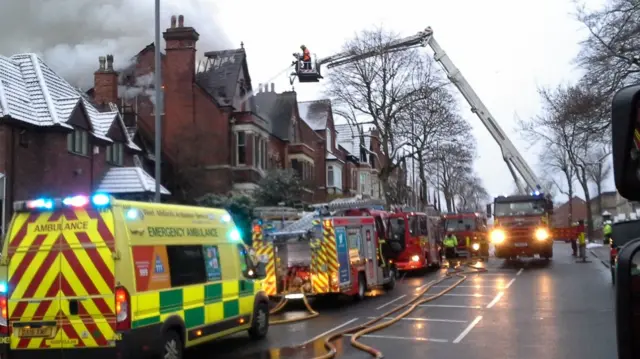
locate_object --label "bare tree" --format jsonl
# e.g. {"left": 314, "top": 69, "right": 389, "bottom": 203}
{"left": 539, "top": 143, "right": 577, "bottom": 222}
{"left": 456, "top": 174, "right": 490, "bottom": 211}
{"left": 576, "top": 0, "right": 640, "bottom": 98}
{"left": 325, "top": 27, "right": 443, "bottom": 205}
{"left": 586, "top": 148, "right": 612, "bottom": 217}
{"left": 426, "top": 140, "right": 475, "bottom": 212}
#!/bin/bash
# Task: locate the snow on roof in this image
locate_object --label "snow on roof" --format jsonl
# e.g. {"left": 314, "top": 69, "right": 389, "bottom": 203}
{"left": 0, "top": 53, "right": 139, "bottom": 150}
{"left": 97, "top": 167, "right": 170, "bottom": 194}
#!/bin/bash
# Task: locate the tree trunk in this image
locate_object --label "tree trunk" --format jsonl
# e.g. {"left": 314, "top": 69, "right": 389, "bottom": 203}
{"left": 418, "top": 153, "right": 427, "bottom": 211}
{"left": 577, "top": 167, "right": 594, "bottom": 240}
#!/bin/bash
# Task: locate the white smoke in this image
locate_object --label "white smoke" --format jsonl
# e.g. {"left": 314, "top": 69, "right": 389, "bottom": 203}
{"left": 0, "top": 0, "right": 233, "bottom": 89}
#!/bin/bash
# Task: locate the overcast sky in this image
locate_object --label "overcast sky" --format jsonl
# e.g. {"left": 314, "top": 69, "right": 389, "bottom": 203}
{"left": 0, "top": 0, "right": 612, "bottom": 203}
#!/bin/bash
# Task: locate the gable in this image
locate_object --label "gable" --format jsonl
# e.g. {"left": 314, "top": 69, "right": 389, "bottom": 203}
{"left": 68, "top": 101, "right": 92, "bottom": 130}
{"left": 106, "top": 115, "right": 127, "bottom": 142}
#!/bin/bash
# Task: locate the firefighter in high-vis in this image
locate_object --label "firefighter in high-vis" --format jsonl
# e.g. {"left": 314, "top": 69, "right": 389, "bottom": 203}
{"left": 603, "top": 220, "right": 613, "bottom": 245}
{"left": 577, "top": 219, "right": 587, "bottom": 261}
{"left": 443, "top": 232, "right": 458, "bottom": 265}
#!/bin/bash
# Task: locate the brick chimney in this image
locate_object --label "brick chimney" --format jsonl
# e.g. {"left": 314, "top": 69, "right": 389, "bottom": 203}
{"left": 162, "top": 15, "right": 199, "bottom": 138}
{"left": 93, "top": 55, "right": 118, "bottom": 107}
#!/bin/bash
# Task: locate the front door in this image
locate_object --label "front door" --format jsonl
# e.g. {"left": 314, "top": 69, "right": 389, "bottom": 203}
{"left": 362, "top": 226, "right": 378, "bottom": 286}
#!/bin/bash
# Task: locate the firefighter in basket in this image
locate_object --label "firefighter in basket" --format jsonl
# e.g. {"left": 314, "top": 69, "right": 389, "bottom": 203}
{"left": 300, "top": 45, "right": 312, "bottom": 70}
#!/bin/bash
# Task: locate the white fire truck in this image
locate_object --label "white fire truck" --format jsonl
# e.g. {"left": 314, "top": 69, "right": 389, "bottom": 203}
{"left": 251, "top": 198, "right": 396, "bottom": 300}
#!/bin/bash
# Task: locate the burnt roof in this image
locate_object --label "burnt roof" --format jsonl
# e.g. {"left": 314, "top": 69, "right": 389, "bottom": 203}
{"left": 196, "top": 48, "right": 253, "bottom": 109}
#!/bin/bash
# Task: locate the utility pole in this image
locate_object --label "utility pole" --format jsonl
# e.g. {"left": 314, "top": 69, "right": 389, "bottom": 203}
{"left": 154, "top": 0, "right": 163, "bottom": 202}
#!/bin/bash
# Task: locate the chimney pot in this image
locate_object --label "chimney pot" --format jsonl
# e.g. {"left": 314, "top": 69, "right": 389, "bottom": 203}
{"left": 271, "top": 83, "right": 275, "bottom": 92}
{"left": 170, "top": 15, "right": 176, "bottom": 28}
{"left": 178, "top": 15, "right": 184, "bottom": 27}
{"left": 98, "top": 56, "right": 106, "bottom": 70}
{"left": 106, "top": 54, "right": 114, "bottom": 71}
{"left": 258, "top": 83, "right": 262, "bottom": 92}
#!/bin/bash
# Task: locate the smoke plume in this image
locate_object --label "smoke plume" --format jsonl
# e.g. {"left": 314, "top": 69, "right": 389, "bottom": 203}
{"left": 0, "top": 0, "right": 232, "bottom": 89}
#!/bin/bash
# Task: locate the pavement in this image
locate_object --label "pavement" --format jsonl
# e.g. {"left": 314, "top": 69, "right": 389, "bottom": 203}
{"left": 194, "top": 242, "right": 617, "bottom": 359}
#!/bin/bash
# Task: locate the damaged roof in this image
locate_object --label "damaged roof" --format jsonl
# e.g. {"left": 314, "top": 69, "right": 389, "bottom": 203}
{"left": 298, "top": 100, "right": 331, "bottom": 130}
{"left": 196, "top": 48, "right": 253, "bottom": 109}
{"left": 254, "top": 91, "right": 297, "bottom": 141}
{"left": 0, "top": 53, "right": 139, "bottom": 150}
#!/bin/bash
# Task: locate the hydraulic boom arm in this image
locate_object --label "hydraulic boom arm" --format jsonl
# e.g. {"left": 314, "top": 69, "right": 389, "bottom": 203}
{"left": 313, "top": 27, "right": 541, "bottom": 193}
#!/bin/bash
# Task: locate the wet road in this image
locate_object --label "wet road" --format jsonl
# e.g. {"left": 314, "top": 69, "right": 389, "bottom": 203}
{"left": 197, "top": 242, "right": 617, "bottom": 359}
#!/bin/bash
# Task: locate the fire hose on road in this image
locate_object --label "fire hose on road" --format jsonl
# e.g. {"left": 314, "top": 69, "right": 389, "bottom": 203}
{"left": 268, "top": 279, "right": 320, "bottom": 325}
{"left": 311, "top": 262, "right": 489, "bottom": 359}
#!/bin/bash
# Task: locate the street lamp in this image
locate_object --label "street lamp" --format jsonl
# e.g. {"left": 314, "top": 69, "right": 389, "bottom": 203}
{"left": 154, "top": 0, "right": 163, "bottom": 202}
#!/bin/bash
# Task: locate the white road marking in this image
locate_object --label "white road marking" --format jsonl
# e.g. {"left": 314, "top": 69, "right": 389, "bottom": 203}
{"left": 432, "top": 285, "right": 504, "bottom": 288}
{"left": 344, "top": 333, "right": 448, "bottom": 343}
{"left": 505, "top": 278, "right": 516, "bottom": 288}
{"left": 301, "top": 318, "right": 359, "bottom": 345}
{"left": 486, "top": 292, "right": 505, "bottom": 308}
{"left": 443, "top": 293, "right": 486, "bottom": 297}
{"left": 376, "top": 295, "right": 407, "bottom": 310}
{"left": 368, "top": 316, "right": 468, "bottom": 323}
{"left": 452, "top": 316, "right": 483, "bottom": 343}
{"left": 417, "top": 304, "right": 483, "bottom": 309}
{"left": 517, "top": 268, "right": 524, "bottom": 276}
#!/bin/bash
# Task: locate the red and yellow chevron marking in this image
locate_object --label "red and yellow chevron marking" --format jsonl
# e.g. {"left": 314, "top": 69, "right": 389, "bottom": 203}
{"left": 310, "top": 238, "right": 329, "bottom": 294}
{"left": 322, "top": 224, "right": 339, "bottom": 292}
{"left": 7, "top": 208, "right": 116, "bottom": 350}
{"left": 254, "top": 242, "right": 276, "bottom": 296}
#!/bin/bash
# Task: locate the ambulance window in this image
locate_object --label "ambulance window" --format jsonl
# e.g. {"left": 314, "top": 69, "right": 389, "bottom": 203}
{"left": 166, "top": 245, "right": 207, "bottom": 287}
{"left": 237, "top": 245, "right": 252, "bottom": 273}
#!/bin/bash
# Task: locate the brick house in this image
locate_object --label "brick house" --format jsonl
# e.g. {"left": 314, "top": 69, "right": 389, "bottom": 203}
{"left": 0, "top": 53, "right": 168, "bottom": 235}
{"left": 552, "top": 196, "right": 587, "bottom": 228}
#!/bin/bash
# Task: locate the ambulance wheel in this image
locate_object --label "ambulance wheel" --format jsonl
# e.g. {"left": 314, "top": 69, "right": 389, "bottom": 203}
{"left": 248, "top": 302, "right": 269, "bottom": 340}
{"left": 161, "top": 330, "right": 183, "bottom": 359}
{"left": 383, "top": 268, "right": 396, "bottom": 290}
{"left": 355, "top": 273, "right": 366, "bottom": 301}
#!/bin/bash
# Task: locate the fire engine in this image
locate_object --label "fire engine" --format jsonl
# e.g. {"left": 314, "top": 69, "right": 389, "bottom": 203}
{"left": 251, "top": 198, "right": 396, "bottom": 301}
{"left": 387, "top": 206, "right": 443, "bottom": 272}
{"left": 441, "top": 211, "right": 489, "bottom": 260}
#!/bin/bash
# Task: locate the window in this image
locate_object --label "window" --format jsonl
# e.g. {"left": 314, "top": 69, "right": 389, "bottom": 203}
{"left": 237, "top": 132, "right": 246, "bottom": 165}
{"left": 351, "top": 169, "right": 357, "bottom": 190}
{"left": 262, "top": 140, "right": 267, "bottom": 170}
{"left": 67, "top": 129, "right": 89, "bottom": 155}
{"left": 238, "top": 244, "right": 253, "bottom": 275}
{"left": 419, "top": 216, "right": 428, "bottom": 235}
{"left": 166, "top": 245, "right": 207, "bottom": 287}
{"left": 203, "top": 245, "right": 222, "bottom": 281}
{"left": 326, "top": 129, "right": 332, "bottom": 151}
{"left": 253, "top": 135, "right": 259, "bottom": 167}
{"left": 327, "top": 166, "right": 334, "bottom": 187}
{"left": 360, "top": 172, "right": 369, "bottom": 194}
{"left": 106, "top": 142, "right": 124, "bottom": 165}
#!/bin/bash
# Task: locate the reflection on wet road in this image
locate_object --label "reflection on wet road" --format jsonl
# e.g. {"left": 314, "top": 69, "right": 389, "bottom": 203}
{"left": 197, "top": 243, "right": 616, "bottom": 359}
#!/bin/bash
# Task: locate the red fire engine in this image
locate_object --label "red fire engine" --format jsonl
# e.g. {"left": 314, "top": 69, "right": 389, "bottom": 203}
{"left": 441, "top": 212, "right": 490, "bottom": 260}
{"left": 387, "top": 206, "right": 443, "bottom": 272}
{"left": 251, "top": 198, "right": 396, "bottom": 300}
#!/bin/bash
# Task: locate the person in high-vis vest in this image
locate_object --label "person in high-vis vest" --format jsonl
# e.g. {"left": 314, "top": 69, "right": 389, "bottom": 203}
{"left": 443, "top": 232, "right": 458, "bottom": 264}
{"left": 577, "top": 219, "right": 587, "bottom": 261}
{"left": 603, "top": 220, "right": 613, "bottom": 245}
{"left": 570, "top": 221, "right": 578, "bottom": 256}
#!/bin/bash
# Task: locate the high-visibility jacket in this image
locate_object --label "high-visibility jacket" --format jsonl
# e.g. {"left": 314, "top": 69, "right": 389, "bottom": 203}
{"left": 603, "top": 224, "right": 612, "bottom": 236}
{"left": 465, "top": 236, "right": 471, "bottom": 248}
{"left": 578, "top": 232, "right": 586, "bottom": 245}
{"left": 443, "top": 235, "right": 458, "bottom": 248}
{"left": 303, "top": 49, "right": 311, "bottom": 61}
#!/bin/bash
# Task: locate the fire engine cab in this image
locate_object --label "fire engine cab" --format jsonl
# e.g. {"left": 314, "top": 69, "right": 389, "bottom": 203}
{"left": 441, "top": 211, "right": 489, "bottom": 260}
{"left": 387, "top": 206, "right": 443, "bottom": 272}
{"left": 251, "top": 198, "right": 396, "bottom": 300}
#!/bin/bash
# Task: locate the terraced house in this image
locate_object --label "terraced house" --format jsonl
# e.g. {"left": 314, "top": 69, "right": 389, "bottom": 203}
{"left": 0, "top": 53, "right": 168, "bottom": 236}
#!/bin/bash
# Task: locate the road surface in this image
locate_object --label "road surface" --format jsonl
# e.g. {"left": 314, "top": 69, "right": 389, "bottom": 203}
{"left": 196, "top": 242, "right": 617, "bottom": 359}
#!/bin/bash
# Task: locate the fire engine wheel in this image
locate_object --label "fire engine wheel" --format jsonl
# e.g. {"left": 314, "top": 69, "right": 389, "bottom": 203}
{"left": 355, "top": 273, "right": 366, "bottom": 301}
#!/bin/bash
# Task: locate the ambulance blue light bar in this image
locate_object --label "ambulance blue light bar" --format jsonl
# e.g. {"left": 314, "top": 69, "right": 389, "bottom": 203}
{"left": 14, "top": 193, "right": 112, "bottom": 212}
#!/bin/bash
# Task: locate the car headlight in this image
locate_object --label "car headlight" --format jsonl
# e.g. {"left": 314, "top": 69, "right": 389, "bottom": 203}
{"left": 471, "top": 243, "right": 480, "bottom": 251}
{"left": 411, "top": 255, "right": 420, "bottom": 262}
{"left": 535, "top": 228, "right": 550, "bottom": 241}
{"left": 490, "top": 229, "right": 505, "bottom": 244}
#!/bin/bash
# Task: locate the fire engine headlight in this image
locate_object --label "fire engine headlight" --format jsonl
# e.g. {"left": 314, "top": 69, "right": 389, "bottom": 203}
{"left": 535, "top": 228, "right": 550, "bottom": 241}
{"left": 411, "top": 255, "right": 420, "bottom": 262}
{"left": 472, "top": 243, "right": 480, "bottom": 251}
{"left": 490, "top": 229, "right": 505, "bottom": 244}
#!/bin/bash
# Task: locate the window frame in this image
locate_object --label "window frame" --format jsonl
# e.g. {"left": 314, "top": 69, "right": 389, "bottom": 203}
{"left": 327, "top": 165, "right": 334, "bottom": 187}
{"left": 67, "top": 128, "right": 89, "bottom": 156}
{"left": 106, "top": 142, "right": 124, "bottom": 166}
{"left": 166, "top": 245, "right": 207, "bottom": 287}
{"left": 236, "top": 131, "right": 246, "bottom": 165}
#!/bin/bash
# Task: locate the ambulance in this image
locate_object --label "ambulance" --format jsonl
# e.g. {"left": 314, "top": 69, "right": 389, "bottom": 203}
{"left": 0, "top": 194, "right": 269, "bottom": 359}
